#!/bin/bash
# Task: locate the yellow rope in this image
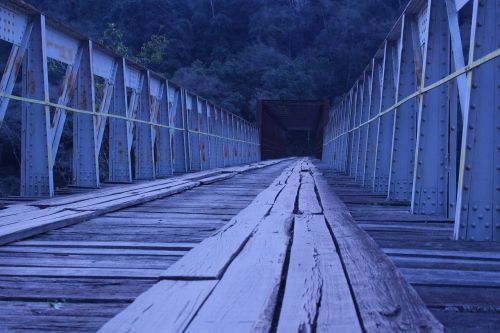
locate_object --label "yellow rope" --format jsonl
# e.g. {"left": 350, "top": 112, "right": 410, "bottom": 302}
{"left": 0, "top": 92, "right": 259, "bottom": 146}
{"left": 323, "top": 47, "right": 500, "bottom": 146}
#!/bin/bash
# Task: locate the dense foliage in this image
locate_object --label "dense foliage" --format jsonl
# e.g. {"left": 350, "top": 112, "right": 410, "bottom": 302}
{"left": 28, "top": 0, "right": 408, "bottom": 120}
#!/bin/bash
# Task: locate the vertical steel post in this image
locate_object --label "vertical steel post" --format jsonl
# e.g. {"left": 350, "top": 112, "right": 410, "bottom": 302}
{"left": 186, "top": 93, "right": 200, "bottom": 171}
{"left": 411, "top": 0, "right": 450, "bottom": 215}
{"left": 156, "top": 81, "right": 173, "bottom": 177}
{"left": 358, "top": 70, "right": 372, "bottom": 183}
{"left": 365, "top": 59, "right": 382, "bottom": 187}
{"left": 134, "top": 71, "right": 155, "bottom": 179}
{"left": 455, "top": 0, "right": 500, "bottom": 241}
{"left": 21, "top": 14, "right": 52, "bottom": 197}
{"left": 72, "top": 40, "right": 99, "bottom": 188}
{"left": 389, "top": 15, "right": 418, "bottom": 202}
{"left": 349, "top": 82, "right": 360, "bottom": 176}
{"left": 108, "top": 58, "right": 132, "bottom": 183}
{"left": 170, "top": 86, "right": 187, "bottom": 173}
{"left": 373, "top": 42, "right": 396, "bottom": 194}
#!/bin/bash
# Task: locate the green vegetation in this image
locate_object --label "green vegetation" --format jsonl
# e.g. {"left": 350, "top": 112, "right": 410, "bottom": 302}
{"left": 29, "top": 0, "right": 408, "bottom": 120}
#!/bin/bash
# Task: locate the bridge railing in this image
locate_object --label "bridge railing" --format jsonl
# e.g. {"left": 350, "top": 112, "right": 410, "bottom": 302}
{"left": 0, "top": 0, "right": 260, "bottom": 198}
{"left": 322, "top": 0, "right": 499, "bottom": 241}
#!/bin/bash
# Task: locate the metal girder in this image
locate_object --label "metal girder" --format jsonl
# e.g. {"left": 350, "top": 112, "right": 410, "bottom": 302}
{"left": 95, "top": 61, "right": 118, "bottom": 154}
{"left": 374, "top": 42, "right": 397, "bottom": 194}
{"left": 0, "top": 16, "right": 32, "bottom": 121}
{"left": 364, "top": 60, "right": 382, "bottom": 188}
{"left": 455, "top": 0, "right": 500, "bottom": 241}
{"left": 50, "top": 47, "right": 82, "bottom": 165}
{"left": 186, "top": 93, "right": 201, "bottom": 171}
{"left": 155, "top": 81, "right": 173, "bottom": 178}
{"left": 169, "top": 87, "right": 187, "bottom": 173}
{"left": 108, "top": 58, "right": 132, "bottom": 183}
{"left": 0, "top": 1, "right": 260, "bottom": 199}
{"left": 20, "top": 14, "right": 52, "bottom": 197}
{"left": 134, "top": 71, "right": 155, "bottom": 180}
{"left": 72, "top": 40, "right": 99, "bottom": 188}
{"left": 216, "top": 107, "right": 225, "bottom": 167}
{"left": 411, "top": 0, "right": 451, "bottom": 215}
{"left": 349, "top": 82, "right": 361, "bottom": 177}
{"left": 199, "top": 99, "right": 210, "bottom": 170}
{"left": 388, "top": 15, "right": 418, "bottom": 202}
{"left": 357, "top": 70, "right": 372, "bottom": 183}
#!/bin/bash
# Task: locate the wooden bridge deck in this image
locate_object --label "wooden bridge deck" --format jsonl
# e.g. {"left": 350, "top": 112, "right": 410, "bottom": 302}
{"left": 0, "top": 158, "right": 497, "bottom": 332}
{"left": 0, "top": 161, "right": 291, "bottom": 332}
{"left": 316, "top": 163, "right": 500, "bottom": 333}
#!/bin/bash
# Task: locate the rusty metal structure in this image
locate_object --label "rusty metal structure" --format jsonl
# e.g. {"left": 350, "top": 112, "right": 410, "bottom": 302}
{"left": 257, "top": 100, "right": 328, "bottom": 160}
{"left": 322, "top": 0, "right": 500, "bottom": 241}
{"left": 0, "top": 0, "right": 260, "bottom": 198}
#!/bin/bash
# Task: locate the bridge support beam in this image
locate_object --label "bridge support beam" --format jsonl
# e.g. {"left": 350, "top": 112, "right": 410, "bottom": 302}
{"left": 365, "top": 59, "right": 382, "bottom": 188}
{"left": 455, "top": 0, "right": 500, "bottom": 241}
{"left": 186, "top": 93, "right": 201, "bottom": 172}
{"left": 155, "top": 82, "right": 173, "bottom": 178}
{"left": 21, "top": 14, "right": 52, "bottom": 197}
{"left": 73, "top": 41, "right": 100, "bottom": 188}
{"left": 374, "top": 41, "right": 397, "bottom": 194}
{"left": 348, "top": 82, "right": 360, "bottom": 177}
{"left": 109, "top": 59, "right": 132, "bottom": 183}
{"left": 388, "top": 15, "right": 418, "bottom": 202}
{"left": 357, "top": 71, "right": 372, "bottom": 184}
{"left": 134, "top": 71, "right": 155, "bottom": 180}
{"left": 411, "top": 0, "right": 451, "bottom": 215}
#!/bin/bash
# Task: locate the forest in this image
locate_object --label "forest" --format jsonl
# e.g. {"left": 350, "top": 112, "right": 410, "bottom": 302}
{"left": 28, "top": 0, "right": 408, "bottom": 119}
{"left": 0, "top": 0, "right": 409, "bottom": 195}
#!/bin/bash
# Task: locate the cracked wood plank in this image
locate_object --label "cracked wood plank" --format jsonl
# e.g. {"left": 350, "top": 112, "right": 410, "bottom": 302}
{"left": 311, "top": 164, "right": 444, "bottom": 332}
{"left": 98, "top": 280, "right": 217, "bottom": 333}
{"left": 184, "top": 212, "right": 293, "bottom": 333}
{"left": 276, "top": 214, "right": 362, "bottom": 333}
{"left": 160, "top": 162, "right": 298, "bottom": 280}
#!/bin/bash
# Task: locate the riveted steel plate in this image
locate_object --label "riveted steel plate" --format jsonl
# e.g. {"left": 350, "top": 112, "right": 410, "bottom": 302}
{"left": 0, "top": 5, "right": 27, "bottom": 45}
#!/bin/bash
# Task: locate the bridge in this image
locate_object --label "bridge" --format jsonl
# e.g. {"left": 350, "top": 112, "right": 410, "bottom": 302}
{"left": 0, "top": 0, "right": 498, "bottom": 332}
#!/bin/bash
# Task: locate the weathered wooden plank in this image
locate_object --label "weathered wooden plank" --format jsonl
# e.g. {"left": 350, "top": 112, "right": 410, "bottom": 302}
{"left": 161, "top": 163, "right": 298, "bottom": 279}
{"left": 383, "top": 247, "right": 500, "bottom": 261}
{"left": 298, "top": 172, "right": 322, "bottom": 214}
{"left": 0, "top": 246, "right": 185, "bottom": 257}
{"left": 0, "top": 266, "right": 163, "bottom": 279}
{"left": 185, "top": 212, "right": 293, "bottom": 333}
{"left": 98, "top": 280, "right": 218, "bottom": 333}
{"left": 0, "top": 277, "right": 154, "bottom": 302}
{"left": 13, "top": 240, "right": 196, "bottom": 250}
{"left": 277, "top": 214, "right": 361, "bottom": 333}
{"left": 399, "top": 268, "right": 500, "bottom": 287}
{"left": 311, "top": 165, "right": 444, "bottom": 332}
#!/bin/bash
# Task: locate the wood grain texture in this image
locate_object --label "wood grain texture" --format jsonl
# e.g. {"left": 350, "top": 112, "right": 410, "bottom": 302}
{"left": 0, "top": 160, "right": 293, "bottom": 333}
{"left": 311, "top": 164, "right": 444, "bottom": 332}
{"left": 161, "top": 162, "right": 298, "bottom": 279}
{"left": 185, "top": 212, "right": 293, "bottom": 333}
{"left": 277, "top": 214, "right": 362, "bottom": 333}
{"left": 0, "top": 159, "right": 290, "bottom": 247}
{"left": 298, "top": 172, "right": 322, "bottom": 214}
{"left": 98, "top": 280, "right": 218, "bottom": 333}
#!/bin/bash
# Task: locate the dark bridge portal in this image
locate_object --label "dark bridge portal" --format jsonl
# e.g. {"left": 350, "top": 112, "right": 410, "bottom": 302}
{"left": 257, "top": 100, "right": 328, "bottom": 160}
